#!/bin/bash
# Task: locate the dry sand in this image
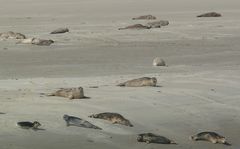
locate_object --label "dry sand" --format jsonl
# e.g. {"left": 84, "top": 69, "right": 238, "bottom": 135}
{"left": 0, "top": 0, "right": 240, "bottom": 149}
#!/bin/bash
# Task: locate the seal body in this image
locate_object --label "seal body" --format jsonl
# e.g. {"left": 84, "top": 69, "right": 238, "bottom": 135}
{"left": 63, "top": 114, "right": 101, "bottom": 130}
{"left": 137, "top": 133, "right": 176, "bottom": 144}
{"left": 17, "top": 38, "right": 54, "bottom": 46}
{"left": 153, "top": 57, "right": 166, "bottom": 66}
{"left": 146, "top": 20, "right": 169, "bottom": 28}
{"left": 50, "top": 28, "right": 69, "bottom": 34}
{"left": 89, "top": 112, "right": 133, "bottom": 127}
{"left": 197, "top": 12, "right": 222, "bottom": 17}
{"left": 17, "top": 121, "right": 41, "bottom": 130}
{"left": 132, "top": 15, "right": 157, "bottom": 20}
{"left": 117, "top": 77, "right": 157, "bottom": 87}
{"left": 48, "top": 87, "right": 88, "bottom": 99}
{"left": 190, "top": 132, "right": 230, "bottom": 145}
{"left": 0, "top": 31, "right": 26, "bottom": 39}
{"left": 118, "top": 24, "right": 151, "bottom": 30}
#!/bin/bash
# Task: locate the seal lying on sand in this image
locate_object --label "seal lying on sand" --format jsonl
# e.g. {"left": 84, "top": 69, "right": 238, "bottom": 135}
{"left": 118, "top": 24, "right": 151, "bottom": 30}
{"left": 132, "top": 15, "right": 157, "bottom": 20}
{"left": 47, "top": 87, "right": 89, "bottom": 99}
{"left": 89, "top": 112, "right": 133, "bottom": 127}
{"left": 17, "top": 38, "right": 54, "bottom": 46}
{"left": 197, "top": 12, "right": 222, "bottom": 17}
{"left": 50, "top": 28, "right": 69, "bottom": 34}
{"left": 0, "top": 112, "right": 5, "bottom": 114}
{"left": 137, "top": 133, "right": 177, "bottom": 144}
{"left": 153, "top": 57, "right": 166, "bottom": 66}
{"left": 0, "top": 31, "right": 26, "bottom": 39}
{"left": 190, "top": 132, "right": 231, "bottom": 145}
{"left": 117, "top": 77, "right": 157, "bottom": 87}
{"left": 63, "top": 114, "right": 102, "bottom": 130}
{"left": 146, "top": 20, "right": 169, "bottom": 28}
{"left": 17, "top": 121, "right": 41, "bottom": 130}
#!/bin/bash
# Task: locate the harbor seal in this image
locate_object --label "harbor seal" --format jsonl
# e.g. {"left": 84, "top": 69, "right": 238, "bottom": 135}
{"left": 17, "top": 121, "right": 41, "bottom": 130}
{"left": 197, "top": 12, "right": 222, "bottom": 17}
{"left": 17, "top": 38, "right": 54, "bottom": 46}
{"left": 0, "top": 31, "right": 26, "bottom": 39}
{"left": 117, "top": 77, "right": 157, "bottom": 87}
{"left": 63, "top": 114, "right": 102, "bottom": 130}
{"left": 190, "top": 132, "right": 231, "bottom": 145}
{"left": 47, "top": 87, "right": 89, "bottom": 99}
{"left": 50, "top": 28, "right": 69, "bottom": 34}
{"left": 118, "top": 24, "right": 151, "bottom": 30}
{"left": 132, "top": 15, "right": 157, "bottom": 20}
{"left": 146, "top": 20, "right": 169, "bottom": 28}
{"left": 88, "top": 112, "right": 133, "bottom": 127}
{"left": 137, "top": 133, "right": 177, "bottom": 144}
{"left": 153, "top": 57, "right": 166, "bottom": 66}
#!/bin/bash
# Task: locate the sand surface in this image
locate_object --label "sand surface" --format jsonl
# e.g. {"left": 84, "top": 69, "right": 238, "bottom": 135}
{"left": 0, "top": 0, "right": 240, "bottom": 149}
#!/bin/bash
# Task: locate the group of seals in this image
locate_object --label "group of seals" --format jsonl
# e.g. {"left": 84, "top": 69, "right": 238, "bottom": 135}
{"left": 117, "top": 77, "right": 157, "bottom": 87}
{"left": 47, "top": 87, "right": 89, "bottom": 99}
{"left": 88, "top": 112, "right": 133, "bottom": 127}
{"left": 17, "top": 121, "right": 41, "bottom": 130}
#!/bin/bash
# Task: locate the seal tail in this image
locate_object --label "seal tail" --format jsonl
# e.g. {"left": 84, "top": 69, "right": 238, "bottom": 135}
{"left": 170, "top": 140, "right": 177, "bottom": 145}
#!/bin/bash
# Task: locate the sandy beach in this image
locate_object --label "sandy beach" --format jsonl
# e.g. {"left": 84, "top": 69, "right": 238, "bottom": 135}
{"left": 0, "top": 0, "right": 240, "bottom": 148}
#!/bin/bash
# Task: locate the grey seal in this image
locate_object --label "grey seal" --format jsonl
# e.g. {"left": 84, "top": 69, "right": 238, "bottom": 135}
{"left": 17, "top": 121, "right": 41, "bottom": 130}
{"left": 153, "top": 57, "right": 166, "bottom": 66}
{"left": 89, "top": 112, "right": 133, "bottom": 127}
{"left": 146, "top": 20, "right": 169, "bottom": 28}
{"left": 50, "top": 28, "right": 69, "bottom": 34}
{"left": 137, "top": 133, "right": 177, "bottom": 144}
{"left": 132, "top": 15, "right": 157, "bottom": 20}
{"left": 118, "top": 24, "right": 151, "bottom": 30}
{"left": 197, "top": 12, "right": 222, "bottom": 17}
{"left": 63, "top": 114, "right": 102, "bottom": 130}
{"left": 47, "top": 87, "right": 89, "bottom": 99}
{"left": 117, "top": 77, "right": 157, "bottom": 87}
{"left": 190, "top": 132, "right": 231, "bottom": 145}
{"left": 0, "top": 31, "right": 26, "bottom": 39}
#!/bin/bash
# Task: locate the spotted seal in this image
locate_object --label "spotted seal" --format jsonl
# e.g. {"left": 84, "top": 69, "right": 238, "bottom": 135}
{"left": 50, "top": 28, "right": 69, "bottom": 34}
{"left": 190, "top": 132, "right": 231, "bottom": 145}
{"left": 153, "top": 57, "right": 166, "bottom": 66}
{"left": 89, "top": 112, "right": 133, "bottom": 127}
{"left": 146, "top": 20, "right": 169, "bottom": 28}
{"left": 118, "top": 24, "right": 151, "bottom": 30}
{"left": 137, "top": 133, "right": 177, "bottom": 144}
{"left": 117, "top": 77, "right": 157, "bottom": 87}
{"left": 0, "top": 31, "right": 26, "bottom": 39}
{"left": 47, "top": 87, "right": 89, "bottom": 99}
{"left": 63, "top": 114, "right": 102, "bottom": 130}
{"left": 17, "top": 121, "right": 41, "bottom": 130}
{"left": 132, "top": 15, "right": 157, "bottom": 20}
{"left": 197, "top": 12, "right": 222, "bottom": 17}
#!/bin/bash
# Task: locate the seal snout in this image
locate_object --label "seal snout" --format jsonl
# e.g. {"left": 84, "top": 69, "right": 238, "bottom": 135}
{"left": 63, "top": 114, "right": 69, "bottom": 121}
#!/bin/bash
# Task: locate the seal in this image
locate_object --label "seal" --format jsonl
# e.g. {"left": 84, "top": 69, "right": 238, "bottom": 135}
{"left": 118, "top": 24, "right": 151, "bottom": 30}
{"left": 50, "top": 28, "right": 69, "bottom": 34}
{"left": 0, "top": 112, "right": 5, "bottom": 114}
{"left": 137, "top": 133, "right": 177, "bottom": 144}
{"left": 17, "top": 38, "right": 54, "bottom": 46}
{"left": 132, "top": 15, "right": 157, "bottom": 20}
{"left": 88, "top": 112, "right": 133, "bottom": 127}
{"left": 146, "top": 20, "right": 169, "bottom": 28}
{"left": 17, "top": 121, "right": 41, "bottom": 130}
{"left": 190, "top": 132, "right": 231, "bottom": 145}
{"left": 117, "top": 77, "right": 157, "bottom": 87}
{"left": 0, "top": 31, "right": 26, "bottom": 39}
{"left": 63, "top": 114, "right": 102, "bottom": 130}
{"left": 153, "top": 57, "right": 166, "bottom": 66}
{"left": 197, "top": 12, "right": 222, "bottom": 17}
{"left": 47, "top": 87, "right": 89, "bottom": 99}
